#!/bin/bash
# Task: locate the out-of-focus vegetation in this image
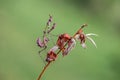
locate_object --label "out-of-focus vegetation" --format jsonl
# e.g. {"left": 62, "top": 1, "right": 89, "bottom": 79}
{"left": 0, "top": 0, "right": 120, "bottom": 80}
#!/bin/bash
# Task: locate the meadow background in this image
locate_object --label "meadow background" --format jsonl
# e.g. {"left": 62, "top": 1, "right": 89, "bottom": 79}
{"left": 0, "top": 0, "right": 120, "bottom": 80}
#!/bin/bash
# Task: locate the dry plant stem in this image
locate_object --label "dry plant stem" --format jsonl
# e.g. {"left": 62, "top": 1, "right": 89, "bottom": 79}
{"left": 37, "top": 62, "right": 51, "bottom": 80}
{"left": 37, "top": 25, "right": 86, "bottom": 80}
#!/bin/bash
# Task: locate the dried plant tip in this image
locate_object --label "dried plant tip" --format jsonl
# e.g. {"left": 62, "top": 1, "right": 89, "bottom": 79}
{"left": 46, "top": 15, "right": 53, "bottom": 26}
{"left": 37, "top": 38, "right": 44, "bottom": 47}
{"left": 81, "top": 24, "right": 87, "bottom": 29}
{"left": 49, "top": 15, "right": 52, "bottom": 22}
{"left": 47, "top": 23, "right": 56, "bottom": 34}
{"left": 52, "top": 23, "right": 56, "bottom": 29}
{"left": 37, "top": 37, "right": 49, "bottom": 48}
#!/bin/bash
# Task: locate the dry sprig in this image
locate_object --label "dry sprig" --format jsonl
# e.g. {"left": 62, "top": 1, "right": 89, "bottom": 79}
{"left": 36, "top": 16, "right": 97, "bottom": 80}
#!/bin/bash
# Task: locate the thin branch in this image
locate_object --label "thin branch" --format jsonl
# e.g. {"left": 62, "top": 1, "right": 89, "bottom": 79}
{"left": 37, "top": 62, "right": 51, "bottom": 80}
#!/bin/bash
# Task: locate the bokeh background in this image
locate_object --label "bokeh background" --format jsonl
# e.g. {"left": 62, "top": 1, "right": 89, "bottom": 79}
{"left": 0, "top": 0, "right": 120, "bottom": 80}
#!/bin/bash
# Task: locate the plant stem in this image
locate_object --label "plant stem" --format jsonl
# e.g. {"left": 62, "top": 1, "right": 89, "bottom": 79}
{"left": 37, "top": 62, "right": 51, "bottom": 80}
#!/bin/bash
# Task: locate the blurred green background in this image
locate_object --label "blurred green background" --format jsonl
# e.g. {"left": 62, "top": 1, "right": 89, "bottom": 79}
{"left": 0, "top": 0, "right": 120, "bottom": 80}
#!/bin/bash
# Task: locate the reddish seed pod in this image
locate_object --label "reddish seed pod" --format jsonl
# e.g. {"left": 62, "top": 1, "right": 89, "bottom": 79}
{"left": 56, "top": 33, "right": 71, "bottom": 50}
{"left": 46, "top": 51, "right": 57, "bottom": 62}
{"left": 80, "top": 34, "right": 85, "bottom": 43}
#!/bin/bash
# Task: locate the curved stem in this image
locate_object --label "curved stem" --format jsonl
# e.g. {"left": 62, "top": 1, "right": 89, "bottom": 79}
{"left": 37, "top": 62, "right": 51, "bottom": 80}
